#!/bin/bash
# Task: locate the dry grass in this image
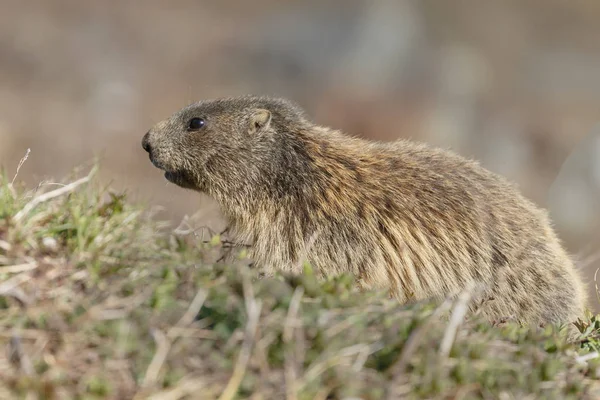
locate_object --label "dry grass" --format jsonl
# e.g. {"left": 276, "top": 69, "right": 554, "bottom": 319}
{"left": 1, "top": 165, "right": 600, "bottom": 399}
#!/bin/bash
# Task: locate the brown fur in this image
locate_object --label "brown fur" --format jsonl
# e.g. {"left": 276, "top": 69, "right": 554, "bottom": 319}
{"left": 142, "top": 95, "right": 587, "bottom": 326}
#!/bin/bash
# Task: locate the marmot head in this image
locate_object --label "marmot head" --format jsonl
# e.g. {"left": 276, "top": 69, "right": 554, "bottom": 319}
{"left": 142, "top": 95, "right": 309, "bottom": 193}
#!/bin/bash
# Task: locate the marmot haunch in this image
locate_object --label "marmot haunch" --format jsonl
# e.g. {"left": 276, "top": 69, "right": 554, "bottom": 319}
{"left": 142, "top": 95, "right": 587, "bottom": 327}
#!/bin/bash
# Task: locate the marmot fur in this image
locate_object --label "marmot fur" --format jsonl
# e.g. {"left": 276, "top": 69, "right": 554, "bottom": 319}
{"left": 142, "top": 95, "right": 587, "bottom": 327}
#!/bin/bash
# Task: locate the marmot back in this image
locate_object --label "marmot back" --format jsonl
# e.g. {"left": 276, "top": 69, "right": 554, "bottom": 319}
{"left": 142, "top": 95, "right": 587, "bottom": 327}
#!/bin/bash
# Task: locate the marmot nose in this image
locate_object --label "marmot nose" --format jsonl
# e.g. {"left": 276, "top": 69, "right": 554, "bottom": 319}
{"left": 142, "top": 132, "right": 151, "bottom": 153}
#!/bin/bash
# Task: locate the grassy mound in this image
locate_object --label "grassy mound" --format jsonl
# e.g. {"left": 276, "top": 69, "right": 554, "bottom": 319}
{"left": 1, "top": 166, "right": 600, "bottom": 399}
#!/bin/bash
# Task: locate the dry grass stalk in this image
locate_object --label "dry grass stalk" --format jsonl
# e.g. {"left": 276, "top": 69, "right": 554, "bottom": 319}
{"left": 218, "top": 274, "right": 263, "bottom": 400}
{"left": 14, "top": 165, "right": 97, "bottom": 222}
{"left": 439, "top": 284, "right": 476, "bottom": 359}
{"left": 284, "top": 286, "right": 304, "bottom": 400}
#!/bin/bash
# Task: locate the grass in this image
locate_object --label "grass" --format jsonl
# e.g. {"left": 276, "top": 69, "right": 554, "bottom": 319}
{"left": 1, "top": 165, "right": 600, "bottom": 399}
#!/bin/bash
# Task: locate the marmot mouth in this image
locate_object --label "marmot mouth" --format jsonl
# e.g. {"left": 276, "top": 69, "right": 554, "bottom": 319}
{"left": 164, "top": 170, "right": 196, "bottom": 189}
{"left": 164, "top": 170, "right": 184, "bottom": 183}
{"left": 151, "top": 159, "right": 165, "bottom": 170}
{"left": 148, "top": 154, "right": 196, "bottom": 189}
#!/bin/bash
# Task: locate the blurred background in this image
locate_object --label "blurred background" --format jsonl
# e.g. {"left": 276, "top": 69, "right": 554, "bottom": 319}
{"left": 1, "top": 0, "right": 599, "bottom": 309}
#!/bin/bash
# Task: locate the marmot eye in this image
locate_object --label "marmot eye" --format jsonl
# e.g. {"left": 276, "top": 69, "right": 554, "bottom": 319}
{"left": 188, "top": 117, "right": 205, "bottom": 130}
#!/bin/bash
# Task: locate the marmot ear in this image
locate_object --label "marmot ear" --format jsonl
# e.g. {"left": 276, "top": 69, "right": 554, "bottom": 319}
{"left": 248, "top": 109, "right": 272, "bottom": 134}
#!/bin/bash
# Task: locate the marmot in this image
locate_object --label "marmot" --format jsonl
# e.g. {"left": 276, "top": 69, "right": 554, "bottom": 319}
{"left": 142, "top": 95, "right": 587, "bottom": 327}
